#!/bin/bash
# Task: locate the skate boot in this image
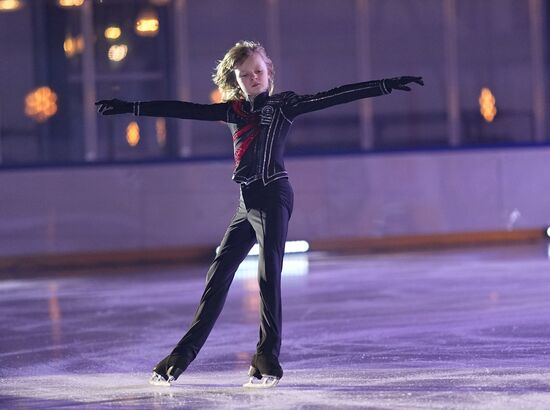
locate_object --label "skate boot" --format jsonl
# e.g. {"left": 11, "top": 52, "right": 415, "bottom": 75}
{"left": 242, "top": 353, "right": 283, "bottom": 389}
{"left": 149, "top": 354, "right": 187, "bottom": 387}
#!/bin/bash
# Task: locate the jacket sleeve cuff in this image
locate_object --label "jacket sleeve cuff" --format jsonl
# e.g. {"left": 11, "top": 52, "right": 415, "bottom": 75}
{"left": 380, "top": 79, "right": 392, "bottom": 95}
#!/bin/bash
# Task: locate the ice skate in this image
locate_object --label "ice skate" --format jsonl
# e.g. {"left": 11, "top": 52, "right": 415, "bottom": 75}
{"left": 149, "top": 371, "right": 173, "bottom": 387}
{"left": 149, "top": 355, "right": 186, "bottom": 387}
{"left": 242, "top": 353, "right": 283, "bottom": 389}
{"left": 149, "top": 365, "right": 184, "bottom": 386}
{"left": 242, "top": 365, "right": 280, "bottom": 388}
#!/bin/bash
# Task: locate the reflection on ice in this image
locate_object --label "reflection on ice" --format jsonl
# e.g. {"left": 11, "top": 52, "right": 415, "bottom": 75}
{"left": 235, "top": 254, "right": 309, "bottom": 280}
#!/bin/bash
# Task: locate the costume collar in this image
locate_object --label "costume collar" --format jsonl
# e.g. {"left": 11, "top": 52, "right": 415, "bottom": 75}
{"left": 247, "top": 91, "right": 269, "bottom": 111}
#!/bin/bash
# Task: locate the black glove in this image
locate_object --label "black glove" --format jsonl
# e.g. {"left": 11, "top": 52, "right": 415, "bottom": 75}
{"left": 95, "top": 98, "right": 133, "bottom": 115}
{"left": 385, "top": 76, "right": 424, "bottom": 92}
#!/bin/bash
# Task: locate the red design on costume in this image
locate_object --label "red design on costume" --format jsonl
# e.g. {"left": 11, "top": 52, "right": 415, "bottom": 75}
{"left": 232, "top": 123, "right": 255, "bottom": 141}
{"left": 231, "top": 100, "right": 260, "bottom": 168}
{"left": 232, "top": 100, "right": 254, "bottom": 119}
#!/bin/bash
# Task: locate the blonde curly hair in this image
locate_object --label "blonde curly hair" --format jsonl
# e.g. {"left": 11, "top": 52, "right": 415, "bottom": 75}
{"left": 213, "top": 40, "right": 275, "bottom": 102}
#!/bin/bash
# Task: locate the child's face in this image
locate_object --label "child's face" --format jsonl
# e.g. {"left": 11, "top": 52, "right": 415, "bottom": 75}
{"left": 234, "top": 52, "right": 270, "bottom": 100}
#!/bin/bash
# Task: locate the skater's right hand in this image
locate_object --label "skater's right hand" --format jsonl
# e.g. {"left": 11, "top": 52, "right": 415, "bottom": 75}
{"left": 95, "top": 98, "right": 133, "bottom": 115}
{"left": 384, "top": 76, "right": 424, "bottom": 92}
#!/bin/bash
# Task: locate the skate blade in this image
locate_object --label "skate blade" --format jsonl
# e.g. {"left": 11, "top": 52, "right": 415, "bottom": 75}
{"left": 149, "top": 371, "right": 174, "bottom": 387}
{"left": 242, "top": 375, "right": 280, "bottom": 389}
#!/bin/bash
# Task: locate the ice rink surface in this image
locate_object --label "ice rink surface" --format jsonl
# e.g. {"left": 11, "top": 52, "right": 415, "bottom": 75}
{"left": 1, "top": 243, "right": 550, "bottom": 409}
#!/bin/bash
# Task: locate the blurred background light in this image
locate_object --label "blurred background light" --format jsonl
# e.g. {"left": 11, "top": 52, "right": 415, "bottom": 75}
{"left": 156, "top": 118, "right": 166, "bottom": 147}
{"left": 210, "top": 89, "right": 222, "bottom": 104}
{"left": 135, "top": 9, "right": 159, "bottom": 37}
{"left": 57, "top": 0, "right": 83, "bottom": 7}
{"left": 63, "top": 34, "right": 84, "bottom": 58}
{"left": 108, "top": 44, "right": 128, "bottom": 62}
{"left": 0, "top": 0, "right": 24, "bottom": 12}
{"left": 104, "top": 26, "right": 122, "bottom": 40}
{"left": 479, "top": 87, "right": 497, "bottom": 123}
{"left": 126, "top": 121, "right": 140, "bottom": 147}
{"left": 24, "top": 86, "right": 58, "bottom": 123}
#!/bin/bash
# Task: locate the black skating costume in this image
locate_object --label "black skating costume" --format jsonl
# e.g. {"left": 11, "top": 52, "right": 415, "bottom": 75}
{"left": 137, "top": 79, "right": 394, "bottom": 383}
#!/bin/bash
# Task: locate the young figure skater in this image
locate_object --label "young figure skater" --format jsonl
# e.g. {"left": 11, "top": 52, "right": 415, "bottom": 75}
{"left": 96, "top": 40, "right": 423, "bottom": 388}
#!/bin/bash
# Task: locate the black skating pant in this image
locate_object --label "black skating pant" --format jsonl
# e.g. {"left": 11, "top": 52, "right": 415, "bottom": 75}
{"left": 169, "top": 178, "right": 294, "bottom": 367}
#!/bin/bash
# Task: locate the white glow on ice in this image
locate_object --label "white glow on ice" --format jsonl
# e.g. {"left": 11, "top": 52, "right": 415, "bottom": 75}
{"left": 216, "top": 240, "right": 309, "bottom": 256}
{"left": 546, "top": 226, "right": 550, "bottom": 238}
{"left": 235, "top": 254, "right": 309, "bottom": 279}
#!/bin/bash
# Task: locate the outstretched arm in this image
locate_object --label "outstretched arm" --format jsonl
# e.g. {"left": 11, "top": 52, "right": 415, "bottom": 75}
{"left": 95, "top": 99, "right": 230, "bottom": 122}
{"left": 282, "top": 76, "right": 424, "bottom": 119}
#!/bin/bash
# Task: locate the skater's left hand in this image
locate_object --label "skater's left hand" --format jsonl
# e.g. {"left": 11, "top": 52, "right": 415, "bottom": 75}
{"left": 385, "top": 76, "right": 424, "bottom": 92}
